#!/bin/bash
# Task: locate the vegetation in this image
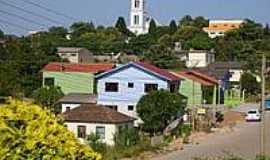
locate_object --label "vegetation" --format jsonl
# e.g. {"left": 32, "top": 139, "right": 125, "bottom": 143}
{"left": 32, "top": 86, "right": 64, "bottom": 112}
{"left": 0, "top": 99, "right": 101, "bottom": 159}
{"left": 240, "top": 72, "right": 260, "bottom": 96}
{"left": 137, "top": 90, "right": 186, "bottom": 135}
{"left": 1, "top": 15, "right": 270, "bottom": 97}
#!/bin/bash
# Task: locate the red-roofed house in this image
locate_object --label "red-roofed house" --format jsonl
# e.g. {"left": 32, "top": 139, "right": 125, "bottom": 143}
{"left": 173, "top": 70, "right": 220, "bottom": 105}
{"left": 95, "top": 61, "right": 181, "bottom": 126}
{"left": 42, "top": 62, "right": 115, "bottom": 94}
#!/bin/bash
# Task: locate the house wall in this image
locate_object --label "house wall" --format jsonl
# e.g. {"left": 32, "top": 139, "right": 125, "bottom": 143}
{"left": 43, "top": 72, "right": 94, "bottom": 94}
{"left": 65, "top": 122, "right": 133, "bottom": 145}
{"left": 186, "top": 53, "right": 215, "bottom": 68}
{"left": 229, "top": 69, "right": 243, "bottom": 82}
{"left": 179, "top": 77, "right": 203, "bottom": 105}
{"left": 78, "top": 49, "right": 94, "bottom": 63}
{"left": 97, "top": 66, "right": 170, "bottom": 125}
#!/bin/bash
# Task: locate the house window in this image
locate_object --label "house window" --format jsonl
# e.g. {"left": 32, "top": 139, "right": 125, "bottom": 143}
{"left": 71, "top": 53, "right": 77, "bottom": 56}
{"left": 170, "top": 84, "right": 177, "bottom": 92}
{"left": 128, "top": 105, "right": 134, "bottom": 111}
{"left": 105, "top": 82, "right": 118, "bottom": 92}
{"left": 144, "top": 84, "right": 158, "bottom": 93}
{"left": 77, "top": 126, "right": 86, "bottom": 138}
{"left": 44, "top": 77, "right": 55, "bottom": 86}
{"left": 134, "top": 15, "right": 140, "bottom": 25}
{"left": 128, "top": 82, "right": 134, "bottom": 88}
{"left": 135, "top": 0, "right": 140, "bottom": 8}
{"left": 106, "top": 105, "right": 118, "bottom": 111}
{"left": 66, "top": 107, "right": 71, "bottom": 112}
{"left": 96, "top": 126, "right": 105, "bottom": 139}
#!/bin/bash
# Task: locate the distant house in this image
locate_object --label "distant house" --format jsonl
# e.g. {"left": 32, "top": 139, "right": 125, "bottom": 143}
{"left": 57, "top": 47, "right": 93, "bottom": 63}
{"left": 174, "top": 70, "right": 219, "bottom": 105}
{"left": 186, "top": 49, "right": 215, "bottom": 68}
{"left": 42, "top": 62, "right": 115, "bottom": 94}
{"left": 203, "top": 20, "right": 245, "bottom": 38}
{"left": 63, "top": 104, "right": 135, "bottom": 145}
{"left": 57, "top": 93, "right": 97, "bottom": 113}
{"left": 95, "top": 61, "right": 180, "bottom": 126}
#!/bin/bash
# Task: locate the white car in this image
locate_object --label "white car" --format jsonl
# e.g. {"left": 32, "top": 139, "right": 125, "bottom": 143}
{"left": 245, "top": 109, "right": 261, "bottom": 121}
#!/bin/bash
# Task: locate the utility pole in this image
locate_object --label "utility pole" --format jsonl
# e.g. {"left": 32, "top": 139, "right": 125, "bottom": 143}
{"left": 260, "top": 54, "right": 266, "bottom": 156}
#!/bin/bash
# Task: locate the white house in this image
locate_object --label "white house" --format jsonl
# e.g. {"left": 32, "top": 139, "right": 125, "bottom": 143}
{"left": 63, "top": 104, "right": 135, "bottom": 145}
{"left": 95, "top": 61, "right": 180, "bottom": 126}
{"left": 203, "top": 20, "right": 245, "bottom": 38}
{"left": 57, "top": 47, "right": 93, "bottom": 63}
{"left": 186, "top": 50, "right": 215, "bottom": 68}
{"left": 57, "top": 93, "right": 97, "bottom": 113}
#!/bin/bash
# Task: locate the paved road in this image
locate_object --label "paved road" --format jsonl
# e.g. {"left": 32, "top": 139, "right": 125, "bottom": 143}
{"left": 152, "top": 104, "right": 270, "bottom": 160}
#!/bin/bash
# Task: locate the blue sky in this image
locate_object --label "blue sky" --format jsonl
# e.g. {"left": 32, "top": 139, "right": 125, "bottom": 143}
{"left": 0, "top": 0, "right": 270, "bottom": 35}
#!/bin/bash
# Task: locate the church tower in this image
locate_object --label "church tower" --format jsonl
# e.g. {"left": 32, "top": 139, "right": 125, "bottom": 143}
{"left": 129, "top": 0, "right": 149, "bottom": 35}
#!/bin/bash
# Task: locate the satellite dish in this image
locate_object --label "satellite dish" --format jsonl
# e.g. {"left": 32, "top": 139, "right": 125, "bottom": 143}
{"left": 164, "top": 118, "right": 182, "bottom": 134}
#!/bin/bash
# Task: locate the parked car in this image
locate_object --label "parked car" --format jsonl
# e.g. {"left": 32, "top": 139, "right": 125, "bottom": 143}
{"left": 245, "top": 109, "right": 261, "bottom": 122}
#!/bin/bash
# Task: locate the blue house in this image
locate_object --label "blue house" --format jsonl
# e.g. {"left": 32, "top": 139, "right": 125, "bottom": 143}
{"left": 95, "top": 61, "right": 180, "bottom": 126}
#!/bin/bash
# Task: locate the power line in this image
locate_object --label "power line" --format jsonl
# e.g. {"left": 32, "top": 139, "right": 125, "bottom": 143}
{"left": 20, "top": 0, "right": 77, "bottom": 21}
{"left": 0, "top": 18, "right": 32, "bottom": 31}
{"left": 0, "top": 9, "right": 48, "bottom": 28}
{"left": 0, "top": 0, "right": 64, "bottom": 26}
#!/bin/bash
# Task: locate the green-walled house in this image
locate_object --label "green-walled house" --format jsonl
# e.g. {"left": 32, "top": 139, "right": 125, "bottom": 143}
{"left": 42, "top": 62, "right": 115, "bottom": 94}
{"left": 173, "top": 70, "right": 220, "bottom": 106}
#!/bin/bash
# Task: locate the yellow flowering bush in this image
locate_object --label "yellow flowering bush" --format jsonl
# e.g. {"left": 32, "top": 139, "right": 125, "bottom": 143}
{"left": 0, "top": 99, "right": 101, "bottom": 160}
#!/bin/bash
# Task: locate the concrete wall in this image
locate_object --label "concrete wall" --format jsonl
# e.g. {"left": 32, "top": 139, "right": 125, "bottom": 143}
{"left": 186, "top": 52, "right": 215, "bottom": 68}
{"left": 229, "top": 69, "right": 243, "bottom": 82}
{"left": 43, "top": 72, "right": 94, "bottom": 94}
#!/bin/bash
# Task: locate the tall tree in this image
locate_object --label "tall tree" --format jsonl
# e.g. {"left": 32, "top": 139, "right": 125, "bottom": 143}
{"left": 179, "top": 15, "right": 193, "bottom": 27}
{"left": 0, "top": 100, "right": 101, "bottom": 159}
{"left": 49, "top": 26, "right": 68, "bottom": 37}
{"left": 115, "top": 17, "right": 132, "bottom": 36}
{"left": 149, "top": 19, "right": 157, "bottom": 34}
{"left": 70, "top": 21, "right": 95, "bottom": 37}
{"left": 0, "top": 29, "right": 4, "bottom": 38}
{"left": 169, "top": 20, "right": 177, "bottom": 34}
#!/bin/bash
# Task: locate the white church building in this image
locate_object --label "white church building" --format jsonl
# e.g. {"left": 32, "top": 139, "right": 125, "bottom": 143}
{"left": 128, "top": 0, "right": 151, "bottom": 35}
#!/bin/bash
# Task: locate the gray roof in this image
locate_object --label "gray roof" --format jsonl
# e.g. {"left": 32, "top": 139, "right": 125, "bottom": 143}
{"left": 209, "top": 61, "right": 245, "bottom": 70}
{"left": 57, "top": 93, "right": 97, "bottom": 104}
{"left": 57, "top": 47, "right": 87, "bottom": 53}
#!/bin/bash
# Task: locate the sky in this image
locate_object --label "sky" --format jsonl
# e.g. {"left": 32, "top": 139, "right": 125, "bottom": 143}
{"left": 0, "top": 0, "right": 270, "bottom": 35}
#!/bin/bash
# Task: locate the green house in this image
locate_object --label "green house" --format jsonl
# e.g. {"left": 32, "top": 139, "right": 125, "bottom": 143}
{"left": 42, "top": 63, "right": 114, "bottom": 94}
{"left": 174, "top": 70, "right": 220, "bottom": 106}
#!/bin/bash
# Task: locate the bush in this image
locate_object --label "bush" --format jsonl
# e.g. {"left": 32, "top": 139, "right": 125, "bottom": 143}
{"left": 87, "top": 133, "right": 107, "bottom": 155}
{"left": 114, "top": 127, "right": 139, "bottom": 148}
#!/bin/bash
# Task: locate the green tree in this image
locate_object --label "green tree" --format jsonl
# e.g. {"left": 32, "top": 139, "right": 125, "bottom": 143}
{"left": 136, "top": 90, "right": 185, "bottom": 135}
{"left": 169, "top": 20, "right": 177, "bottom": 34}
{"left": 0, "top": 100, "right": 101, "bottom": 159}
{"left": 240, "top": 72, "right": 260, "bottom": 95}
{"left": 70, "top": 21, "right": 95, "bottom": 37}
{"left": 32, "top": 86, "right": 64, "bottom": 112}
{"left": 179, "top": 15, "right": 193, "bottom": 27}
{"left": 49, "top": 26, "right": 68, "bottom": 37}
{"left": 193, "top": 16, "right": 209, "bottom": 28}
{"left": 115, "top": 17, "right": 133, "bottom": 36}
{"left": 149, "top": 19, "right": 157, "bottom": 34}
{"left": 0, "top": 29, "right": 4, "bottom": 38}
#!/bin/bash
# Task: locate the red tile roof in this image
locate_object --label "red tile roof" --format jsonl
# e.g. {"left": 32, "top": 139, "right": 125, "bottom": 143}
{"left": 62, "top": 104, "right": 135, "bottom": 124}
{"left": 42, "top": 62, "right": 115, "bottom": 73}
{"left": 134, "top": 61, "right": 180, "bottom": 81}
{"left": 176, "top": 70, "right": 219, "bottom": 86}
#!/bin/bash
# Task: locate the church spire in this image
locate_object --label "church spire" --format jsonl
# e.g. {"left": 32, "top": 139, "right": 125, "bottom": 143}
{"left": 128, "top": 0, "right": 148, "bottom": 35}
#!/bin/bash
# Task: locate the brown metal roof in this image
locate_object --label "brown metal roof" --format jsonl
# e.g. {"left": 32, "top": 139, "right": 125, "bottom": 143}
{"left": 57, "top": 93, "right": 97, "bottom": 104}
{"left": 62, "top": 104, "right": 135, "bottom": 124}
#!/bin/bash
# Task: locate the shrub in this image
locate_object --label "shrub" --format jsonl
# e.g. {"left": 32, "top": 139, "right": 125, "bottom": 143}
{"left": 0, "top": 99, "right": 101, "bottom": 160}
{"left": 114, "top": 127, "right": 139, "bottom": 148}
{"left": 87, "top": 133, "right": 107, "bottom": 155}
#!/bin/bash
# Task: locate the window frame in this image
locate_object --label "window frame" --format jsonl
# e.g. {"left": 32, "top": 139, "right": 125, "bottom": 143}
{"left": 134, "top": 0, "right": 140, "bottom": 8}
{"left": 77, "top": 125, "right": 86, "bottom": 138}
{"left": 128, "top": 105, "right": 134, "bottom": 111}
{"left": 144, "top": 83, "right": 158, "bottom": 93}
{"left": 96, "top": 126, "right": 105, "bottom": 139}
{"left": 128, "top": 82, "right": 134, "bottom": 88}
{"left": 105, "top": 82, "right": 119, "bottom": 92}
{"left": 134, "top": 15, "right": 140, "bottom": 25}
{"left": 44, "top": 77, "right": 55, "bottom": 86}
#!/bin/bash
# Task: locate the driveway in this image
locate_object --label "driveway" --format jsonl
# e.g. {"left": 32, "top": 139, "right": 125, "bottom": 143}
{"left": 152, "top": 104, "right": 270, "bottom": 160}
